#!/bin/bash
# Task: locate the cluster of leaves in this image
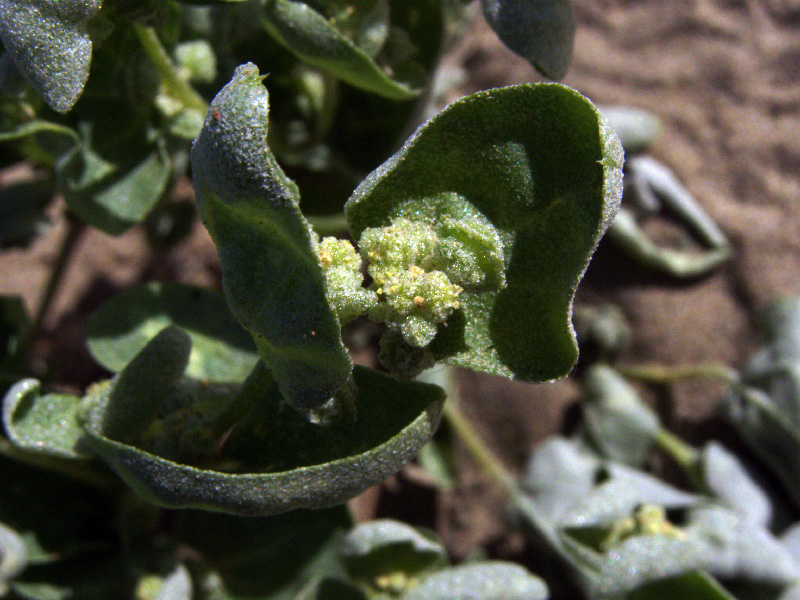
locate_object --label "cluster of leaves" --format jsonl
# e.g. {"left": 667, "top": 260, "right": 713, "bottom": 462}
{"left": 495, "top": 297, "right": 800, "bottom": 600}
{"left": 599, "top": 105, "right": 732, "bottom": 279}
{"left": 0, "top": 468, "right": 546, "bottom": 600}
{"left": 0, "top": 0, "right": 633, "bottom": 597}
{"left": 0, "top": 0, "right": 624, "bottom": 519}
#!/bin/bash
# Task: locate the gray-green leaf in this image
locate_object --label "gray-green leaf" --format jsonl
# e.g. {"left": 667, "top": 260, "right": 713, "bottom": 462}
{"left": 0, "top": 522, "right": 27, "bottom": 593}
{"left": 481, "top": 0, "right": 575, "bottom": 80}
{"left": 56, "top": 140, "right": 171, "bottom": 235}
{"left": 81, "top": 366, "right": 444, "bottom": 515}
{"left": 341, "top": 520, "right": 447, "bottom": 585}
{"left": 0, "top": 0, "right": 103, "bottom": 112}
{"left": 582, "top": 365, "right": 660, "bottom": 466}
{"left": 402, "top": 562, "right": 548, "bottom": 600}
{"left": 2, "top": 379, "right": 90, "bottom": 459}
{"left": 85, "top": 283, "right": 259, "bottom": 384}
{"left": 346, "top": 83, "right": 623, "bottom": 382}
{"left": 260, "top": 0, "right": 421, "bottom": 100}
{"left": 700, "top": 441, "right": 772, "bottom": 527}
{"left": 191, "top": 62, "right": 352, "bottom": 410}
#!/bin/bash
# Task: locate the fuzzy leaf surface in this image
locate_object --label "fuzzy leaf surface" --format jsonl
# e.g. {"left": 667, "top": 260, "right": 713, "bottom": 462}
{"left": 81, "top": 367, "right": 444, "bottom": 515}
{"left": 346, "top": 84, "right": 623, "bottom": 382}
{"left": 2, "top": 379, "right": 89, "bottom": 459}
{"left": 191, "top": 63, "right": 351, "bottom": 410}
{"left": 0, "top": 0, "right": 103, "bottom": 113}
{"left": 402, "top": 562, "right": 548, "bottom": 600}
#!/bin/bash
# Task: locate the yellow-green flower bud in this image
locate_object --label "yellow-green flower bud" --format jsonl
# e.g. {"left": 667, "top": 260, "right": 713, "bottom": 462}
{"left": 317, "top": 237, "right": 378, "bottom": 324}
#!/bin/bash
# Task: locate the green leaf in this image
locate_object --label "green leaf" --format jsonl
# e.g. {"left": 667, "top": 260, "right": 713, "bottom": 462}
{"left": 402, "top": 562, "right": 548, "bottom": 600}
{"left": 56, "top": 138, "right": 171, "bottom": 235}
{"left": 340, "top": 520, "right": 447, "bottom": 586}
{"left": 0, "top": 0, "right": 103, "bottom": 112}
{"left": 87, "top": 326, "right": 192, "bottom": 446}
{"left": 86, "top": 283, "right": 259, "bottom": 384}
{"left": 723, "top": 298, "right": 800, "bottom": 511}
{"left": 0, "top": 521, "right": 27, "bottom": 593}
{"left": 607, "top": 210, "right": 732, "bottom": 278}
{"left": 684, "top": 505, "right": 798, "bottom": 586}
{"left": 259, "top": 0, "right": 422, "bottom": 100}
{"left": 346, "top": 84, "right": 623, "bottom": 382}
{"left": 582, "top": 365, "right": 660, "bottom": 466}
{"left": 174, "top": 506, "right": 350, "bottom": 600}
{"left": 191, "top": 63, "right": 352, "bottom": 410}
{"left": 81, "top": 366, "right": 444, "bottom": 515}
{"left": 598, "top": 105, "right": 661, "bottom": 156}
{"left": 481, "top": 0, "right": 575, "bottom": 80}
{"left": 723, "top": 386, "right": 800, "bottom": 510}
{"left": 628, "top": 571, "right": 737, "bottom": 600}
{"left": 559, "top": 465, "right": 699, "bottom": 529}
{"left": 699, "top": 441, "right": 772, "bottom": 527}
{"left": 0, "top": 178, "right": 55, "bottom": 248}
{"left": 519, "top": 436, "right": 601, "bottom": 525}
{"left": 582, "top": 534, "right": 706, "bottom": 599}
{"left": 2, "top": 379, "right": 90, "bottom": 459}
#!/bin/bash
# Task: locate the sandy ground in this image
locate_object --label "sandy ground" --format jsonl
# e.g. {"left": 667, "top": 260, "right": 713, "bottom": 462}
{"left": 1, "top": 0, "right": 799, "bottom": 583}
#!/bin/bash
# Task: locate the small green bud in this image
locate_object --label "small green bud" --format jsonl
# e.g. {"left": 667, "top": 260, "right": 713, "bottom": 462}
{"left": 359, "top": 217, "right": 466, "bottom": 348}
{"left": 317, "top": 236, "right": 378, "bottom": 324}
{"left": 601, "top": 504, "right": 684, "bottom": 550}
{"left": 369, "top": 265, "right": 461, "bottom": 347}
{"left": 360, "top": 218, "right": 439, "bottom": 279}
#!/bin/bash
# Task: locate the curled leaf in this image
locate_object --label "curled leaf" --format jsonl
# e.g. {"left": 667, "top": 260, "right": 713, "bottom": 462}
{"left": 191, "top": 63, "right": 351, "bottom": 410}
{"left": 0, "top": 0, "right": 103, "bottom": 112}
{"left": 81, "top": 367, "right": 444, "bottom": 515}
{"left": 87, "top": 326, "right": 192, "bottom": 446}
{"left": 2, "top": 379, "right": 90, "bottom": 459}
{"left": 346, "top": 83, "right": 623, "bottom": 381}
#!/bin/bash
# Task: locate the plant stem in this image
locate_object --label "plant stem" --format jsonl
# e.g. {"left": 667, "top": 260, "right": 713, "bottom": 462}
{"left": 617, "top": 363, "right": 739, "bottom": 386}
{"left": 441, "top": 399, "right": 516, "bottom": 493}
{"left": 308, "top": 212, "right": 349, "bottom": 237}
{"left": 31, "top": 216, "right": 84, "bottom": 338}
{"left": 133, "top": 24, "right": 208, "bottom": 113}
{"left": 653, "top": 427, "right": 703, "bottom": 488}
{"left": 439, "top": 379, "right": 578, "bottom": 575}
